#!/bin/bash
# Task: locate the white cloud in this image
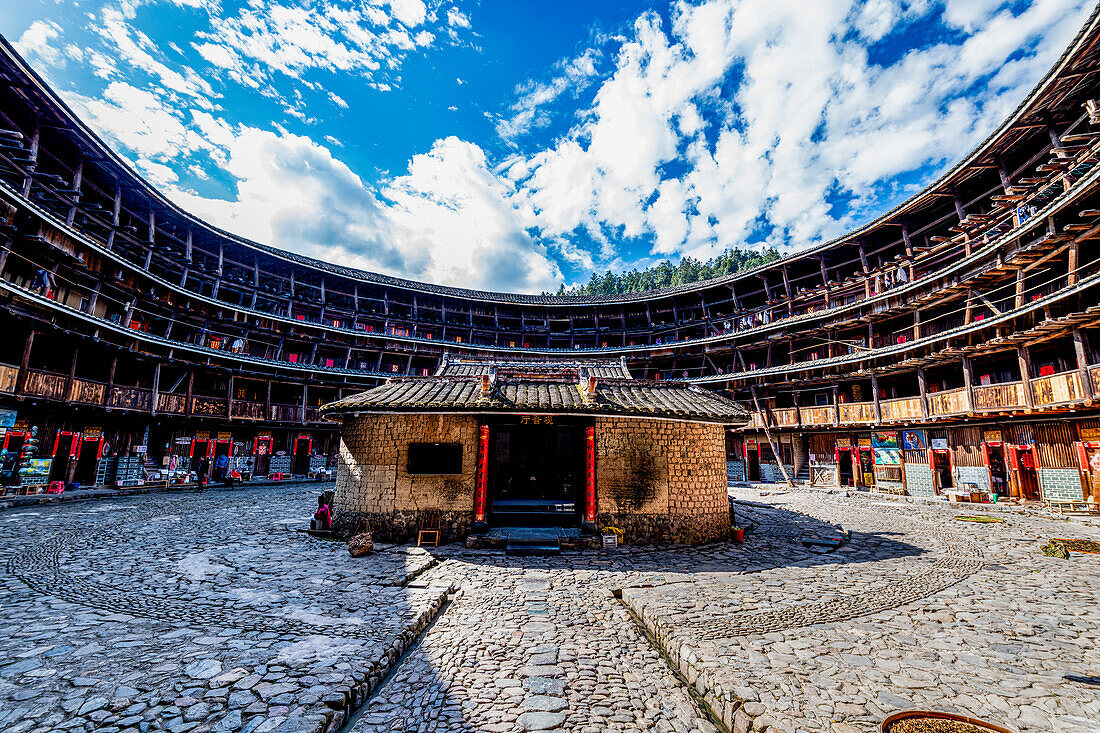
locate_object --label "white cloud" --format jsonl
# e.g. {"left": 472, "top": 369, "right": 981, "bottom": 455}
{"left": 509, "top": 0, "right": 1093, "bottom": 264}
{"left": 447, "top": 8, "right": 471, "bottom": 29}
{"left": 14, "top": 20, "right": 65, "bottom": 68}
{"left": 497, "top": 47, "right": 603, "bottom": 140}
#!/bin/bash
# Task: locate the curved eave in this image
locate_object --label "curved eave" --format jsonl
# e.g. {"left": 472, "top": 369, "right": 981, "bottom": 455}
{"left": 2, "top": 4, "right": 1099, "bottom": 305}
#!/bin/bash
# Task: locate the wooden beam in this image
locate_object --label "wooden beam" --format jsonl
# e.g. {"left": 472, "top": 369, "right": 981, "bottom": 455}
{"left": 917, "top": 368, "right": 930, "bottom": 418}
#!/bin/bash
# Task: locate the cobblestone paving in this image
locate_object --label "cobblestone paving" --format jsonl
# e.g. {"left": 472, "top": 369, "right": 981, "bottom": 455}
{"left": 0, "top": 484, "right": 451, "bottom": 733}
{"left": 3, "top": 484, "right": 1098, "bottom": 733}
{"left": 624, "top": 489, "right": 1100, "bottom": 733}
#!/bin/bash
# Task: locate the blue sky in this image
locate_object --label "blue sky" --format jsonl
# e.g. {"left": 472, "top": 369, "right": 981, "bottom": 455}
{"left": 2, "top": 0, "right": 1093, "bottom": 292}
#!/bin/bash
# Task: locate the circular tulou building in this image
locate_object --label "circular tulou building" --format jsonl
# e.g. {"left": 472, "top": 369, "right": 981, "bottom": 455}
{"left": 1, "top": 8, "right": 1100, "bottom": 531}
{"left": 321, "top": 358, "right": 748, "bottom": 545}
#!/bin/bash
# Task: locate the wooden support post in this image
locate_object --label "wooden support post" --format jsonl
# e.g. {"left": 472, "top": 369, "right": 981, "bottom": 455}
{"left": 1017, "top": 345, "right": 1035, "bottom": 410}
{"left": 917, "top": 368, "right": 930, "bottom": 418}
{"left": 781, "top": 266, "right": 793, "bottom": 316}
{"left": 793, "top": 390, "right": 802, "bottom": 428}
{"left": 751, "top": 386, "right": 793, "bottom": 487}
{"left": 66, "top": 345, "right": 79, "bottom": 401}
{"left": 265, "top": 379, "right": 273, "bottom": 419}
{"left": 301, "top": 383, "right": 308, "bottom": 424}
{"left": 913, "top": 310, "right": 921, "bottom": 341}
{"left": 105, "top": 356, "right": 118, "bottom": 406}
{"left": 66, "top": 159, "right": 83, "bottom": 226}
{"left": 227, "top": 375, "right": 235, "bottom": 419}
{"left": 21, "top": 122, "right": 39, "bottom": 197}
{"left": 962, "top": 357, "right": 976, "bottom": 414}
{"left": 185, "top": 371, "right": 194, "bottom": 417}
{"left": 1068, "top": 239, "right": 1080, "bottom": 286}
{"left": 831, "top": 385, "right": 840, "bottom": 426}
{"left": 14, "top": 330, "right": 35, "bottom": 395}
{"left": 151, "top": 362, "right": 161, "bottom": 415}
{"left": 870, "top": 373, "right": 882, "bottom": 424}
{"left": 1014, "top": 269, "right": 1025, "bottom": 310}
{"left": 1073, "top": 329, "right": 1094, "bottom": 400}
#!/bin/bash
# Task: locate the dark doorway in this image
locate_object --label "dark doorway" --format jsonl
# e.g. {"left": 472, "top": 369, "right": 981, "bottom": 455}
{"left": 489, "top": 421, "right": 584, "bottom": 527}
{"left": 212, "top": 439, "right": 232, "bottom": 482}
{"left": 837, "top": 448, "right": 854, "bottom": 486}
{"left": 931, "top": 449, "right": 954, "bottom": 492}
{"left": 73, "top": 437, "right": 100, "bottom": 486}
{"left": 292, "top": 436, "right": 312, "bottom": 475}
{"left": 746, "top": 445, "right": 760, "bottom": 481}
{"left": 50, "top": 432, "right": 78, "bottom": 483}
{"left": 984, "top": 443, "right": 1008, "bottom": 498}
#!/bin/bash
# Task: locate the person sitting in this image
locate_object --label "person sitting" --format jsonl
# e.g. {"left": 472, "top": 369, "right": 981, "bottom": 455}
{"left": 312, "top": 495, "right": 332, "bottom": 531}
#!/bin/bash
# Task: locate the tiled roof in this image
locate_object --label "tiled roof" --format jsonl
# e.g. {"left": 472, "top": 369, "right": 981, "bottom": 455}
{"left": 437, "top": 357, "right": 632, "bottom": 379}
{"left": 322, "top": 372, "right": 749, "bottom": 424}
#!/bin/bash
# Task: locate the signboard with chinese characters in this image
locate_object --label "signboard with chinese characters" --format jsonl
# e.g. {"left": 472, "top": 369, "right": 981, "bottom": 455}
{"left": 857, "top": 436, "right": 872, "bottom": 448}
{"left": 519, "top": 415, "right": 554, "bottom": 425}
{"left": 983, "top": 429, "right": 1003, "bottom": 443}
{"left": 1081, "top": 427, "right": 1100, "bottom": 441}
{"left": 836, "top": 437, "right": 851, "bottom": 448}
{"left": 84, "top": 426, "right": 103, "bottom": 438}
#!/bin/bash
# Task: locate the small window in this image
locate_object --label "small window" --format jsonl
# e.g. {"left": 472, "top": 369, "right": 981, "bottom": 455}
{"left": 407, "top": 443, "right": 463, "bottom": 475}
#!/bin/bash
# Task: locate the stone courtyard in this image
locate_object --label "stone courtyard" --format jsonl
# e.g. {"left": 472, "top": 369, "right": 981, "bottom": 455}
{"left": 1, "top": 482, "right": 1098, "bottom": 733}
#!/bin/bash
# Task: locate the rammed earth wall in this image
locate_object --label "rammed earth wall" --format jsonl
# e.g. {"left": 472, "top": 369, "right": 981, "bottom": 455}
{"left": 333, "top": 413, "right": 480, "bottom": 542}
{"left": 593, "top": 417, "right": 730, "bottom": 545}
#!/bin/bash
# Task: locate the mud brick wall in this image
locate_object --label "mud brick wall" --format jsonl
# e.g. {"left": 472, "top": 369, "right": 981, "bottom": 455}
{"left": 333, "top": 414, "right": 479, "bottom": 541}
{"left": 594, "top": 417, "right": 729, "bottom": 544}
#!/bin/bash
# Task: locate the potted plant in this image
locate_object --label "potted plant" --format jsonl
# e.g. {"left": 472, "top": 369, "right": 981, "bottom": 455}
{"left": 732, "top": 526, "right": 745, "bottom": 543}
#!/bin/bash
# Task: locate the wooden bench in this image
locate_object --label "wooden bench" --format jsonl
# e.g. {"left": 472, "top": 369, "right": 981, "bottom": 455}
{"left": 1048, "top": 499, "right": 1100, "bottom": 516}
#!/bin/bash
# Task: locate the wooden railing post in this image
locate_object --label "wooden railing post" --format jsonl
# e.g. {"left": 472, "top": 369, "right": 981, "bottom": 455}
{"left": 917, "top": 369, "right": 930, "bottom": 418}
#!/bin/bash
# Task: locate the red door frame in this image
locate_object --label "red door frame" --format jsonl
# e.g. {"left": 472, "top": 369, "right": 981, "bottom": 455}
{"left": 927, "top": 448, "right": 953, "bottom": 493}
{"left": 1007, "top": 444, "right": 1041, "bottom": 500}
{"left": 53, "top": 430, "right": 81, "bottom": 458}
{"left": 2, "top": 430, "right": 27, "bottom": 452}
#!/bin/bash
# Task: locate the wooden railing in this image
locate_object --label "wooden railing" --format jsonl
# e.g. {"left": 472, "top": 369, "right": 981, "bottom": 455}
{"left": 839, "top": 402, "right": 875, "bottom": 424}
{"left": 70, "top": 378, "right": 106, "bottom": 404}
{"left": 231, "top": 400, "right": 265, "bottom": 420}
{"left": 157, "top": 393, "right": 187, "bottom": 413}
{"left": 881, "top": 396, "right": 922, "bottom": 421}
{"left": 973, "top": 382, "right": 1026, "bottom": 411}
{"left": 23, "top": 369, "right": 67, "bottom": 400}
{"left": 929, "top": 387, "right": 970, "bottom": 416}
{"left": 799, "top": 406, "right": 836, "bottom": 425}
{"left": 192, "top": 396, "right": 228, "bottom": 417}
{"left": 271, "top": 404, "right": 302, "bottom": 422}
{"left": 305, "top": 407, "right": 322, "bottom": 423}
{"left": 108, "top": 386, "right": 152, "bottom": 411}
{"left": 0, "top": 364, "right": 18, "bottom": 393}
{"left": 1031, "top": 371, "right": 1085, "bottom": 406}
{"left": 770, "top": 408, "right": 799, "bottom": 427}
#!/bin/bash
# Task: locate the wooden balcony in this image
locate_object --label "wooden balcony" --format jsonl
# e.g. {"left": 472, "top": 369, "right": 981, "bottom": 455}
{"left": 771, "top": 408, "right": 799, "bottom": 427}
{"left": 23, "top": 369, "right": 67, "bottom": 400}
{"left": 881, "top": 396, "right": 922, "bottom": 421}
{"left": 799, "top": 406, "right": 836, "bottom": 426}
{"left": 192, "top": 396, "right": 228, "bottom": 417}
{"left": 70, "top": 378, "right": 106, "bottom": 404}
{"left": 108, "top": 386, "right": 152, "bottom": 411}
{"left": 0, "top": 364, "right": 18, "bottom": 393}
{"left": 1031, "top": 370, "right": 1085, "bottom": 406}
{"left": 973, "top": 382, "right": 1027, "bottom": 411}
{"left": 929, "top": 387, "right": 970, "bottom": 416}
{"left": 157, "top": 393, "right": 187, "bottom": 414}
{"left": 839, "top": 402, "right": 875, "bottom": 424}
{"left": 230, "top": 400, "right": 266, "bottom": 420}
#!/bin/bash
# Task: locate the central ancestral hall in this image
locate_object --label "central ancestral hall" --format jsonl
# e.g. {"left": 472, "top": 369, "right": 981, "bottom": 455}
{"left": 321, "top": 358, "right": 749, "bottom": 545}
